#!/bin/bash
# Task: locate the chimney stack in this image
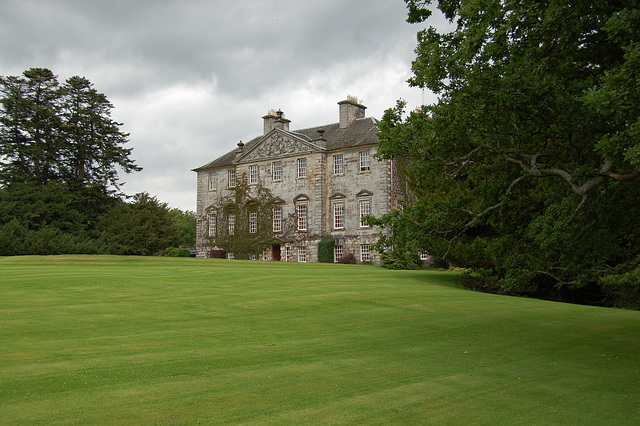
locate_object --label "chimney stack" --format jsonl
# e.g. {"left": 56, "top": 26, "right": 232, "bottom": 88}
{"left": 338, "top": 96, "right": 366, "bottom": 129}
{"left": 263, "top": 109, "right": 290, "bottom": 134}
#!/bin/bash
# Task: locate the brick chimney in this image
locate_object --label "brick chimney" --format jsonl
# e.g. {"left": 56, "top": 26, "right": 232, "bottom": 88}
{"left": 263, "top": 109, "right": 290, "bottom": 134}
{"left": 338, "top": 96, "right": 366, "bottom": 129}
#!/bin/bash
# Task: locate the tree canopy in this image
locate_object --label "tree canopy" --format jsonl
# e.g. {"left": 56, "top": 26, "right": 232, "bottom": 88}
{"left": 374, "top": 0, "right": 640, "bottom": 306}
{"left": 0, "top": 68, "right": 141, "bottom": 189}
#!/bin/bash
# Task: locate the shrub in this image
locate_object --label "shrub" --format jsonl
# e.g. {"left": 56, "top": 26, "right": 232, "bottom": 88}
{"left": 380, "top": 250, "right": 419, "bottom": 270}
{"left": 318, "top": 235, "right": 335, "bottom": 263}
{"left": 337, "top": 253, "right": 356, "bottom": 264}
{"left": 163, "top": 247, "right": 191, "bottom": 257}
{"left": 209, "top": 249, "right": 227, "bottom": 259}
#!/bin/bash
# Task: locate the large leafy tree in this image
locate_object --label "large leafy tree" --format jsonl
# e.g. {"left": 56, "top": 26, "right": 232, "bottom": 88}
{"left": 375, "top": 1, "right": 640, "bottom": 304}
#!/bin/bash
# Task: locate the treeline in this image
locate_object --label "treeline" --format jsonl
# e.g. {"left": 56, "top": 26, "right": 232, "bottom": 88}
{"left": 0, "top": 68, "right": 194, "bottom": 256}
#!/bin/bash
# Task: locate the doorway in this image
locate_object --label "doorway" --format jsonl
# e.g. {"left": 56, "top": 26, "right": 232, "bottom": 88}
{"left": 272, "top": 244, "right": 281, "bottom": 261}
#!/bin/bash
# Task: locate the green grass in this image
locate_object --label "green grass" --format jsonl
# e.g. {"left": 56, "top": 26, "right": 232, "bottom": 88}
{"left": 1, "top": 255, "right": 639, "bottom": 425}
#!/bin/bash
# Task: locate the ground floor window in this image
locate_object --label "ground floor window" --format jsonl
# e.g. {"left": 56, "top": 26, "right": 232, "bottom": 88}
{"left": 360, "top": 244, "right": 371, "bottom": 262}
{"left": 298, "top": 246, "right": 307, "bottom": 262}
{"left": 334, "top": 245, "right": 344, "bottom": 263}
{"left": 285, "top": 245, "right": 293, "bottom": 262}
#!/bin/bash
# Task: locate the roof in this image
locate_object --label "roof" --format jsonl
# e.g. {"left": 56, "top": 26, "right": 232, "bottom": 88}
{"left": 193, "top": 116, "right": 379, "bottom": 171}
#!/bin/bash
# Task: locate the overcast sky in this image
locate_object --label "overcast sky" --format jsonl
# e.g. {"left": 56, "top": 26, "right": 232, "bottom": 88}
{"left": 0, "top": 0, "right": 448, "bottom": 211}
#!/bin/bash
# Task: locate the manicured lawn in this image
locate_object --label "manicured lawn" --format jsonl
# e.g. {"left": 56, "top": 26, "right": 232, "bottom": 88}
{"left": 0, "top": 255, "right": 638, "bottom": 424}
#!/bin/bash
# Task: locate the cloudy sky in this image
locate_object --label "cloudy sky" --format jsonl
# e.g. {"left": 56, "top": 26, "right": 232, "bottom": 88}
{"left": 0, "top": 0, "right": 448, "bottom": 211}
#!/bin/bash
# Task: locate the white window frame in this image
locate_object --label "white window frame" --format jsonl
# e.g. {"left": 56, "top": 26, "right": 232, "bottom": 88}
{"left": 285, "top": 245, "right": 293, "bottom": 262}
{"left": 272, "top": 161, "right": 282, "bottom": 181}
{"left": 296, "top": 204, "right": 308, "bottom": 231}
{"left": 228, "top": 169, "right": 237, "bottom": 188}
{"left": 334, "top": 245, "right": 344, "bottom": 263}
{"left": 249, "top": 210, "right": 257, "bottom": 233}
{"left": 359, "top": 199, "right": 371, "bottom": 228}
{"left": 333, "top": 154, "right": 344, "bottom": 175}
{"left": 228, "top": 212, "right": 235, "bottom": 235}
{"left": 272, "top": 206, "right": 282, "bottom": 233}
{"left": 297, "top": 158, "right": 307, "bottom": 178}
{"left": 249, "top": 165, "right": 259, "bottom": 184}
{"left": 297, "top": 246, "right": 307, "bottom": 263}
{"left": 207, "top": 213, "right": 216, "bottom": 237}
{"left": 359, "top": 151, "right": 371, "bottom": 172}
{"left": 360, "top": 244, "right": 371, "bottom": 262}
{"left": 208, "top": 172, "right": 216, "bottom": 191}
{"left": 333, "top": 202, "right": 344, "bottom": 230}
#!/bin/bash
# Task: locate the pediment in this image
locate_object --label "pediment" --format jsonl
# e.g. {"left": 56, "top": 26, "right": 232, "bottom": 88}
{"left": 236, "top": 129, "right": 324, "bottom": 163}
{"left": 271, "top": 196, "right": 286, "bottom": 205}
{"left": 356, "top": 190, "right": 373, "bottom": 197}
{"left": 329, "top": 192, "right": 346, "bottom": 200}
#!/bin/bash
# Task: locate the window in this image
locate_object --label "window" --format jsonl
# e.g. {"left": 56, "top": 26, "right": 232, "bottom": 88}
{"left": 333, "top": 202, "right": 344, "bottom": 229}
{"left": 228, "top": 169, "right": 237, "bottom": 188}
{"left": 360, "top": 244, "right": 371, "bottom": 262}
{"left": 359, "top": 199, "right": 371, "bottom": 227}
{"left": 297, "top": 158, "right": 307, "bottom": 178}
{"left": 207, "top": 213, "right": 216, "bottom": 237}
{"left": 334, "top": 245, "right": 344, "bottom": 263}
{"left": 297, "top": 246, "right": 307, "bottom": 262}
{"left": 249, "top": 210, "right": 257, "bottom": 233}
{"left": 272, "top": 206, "right": 282, "bottom": 232}
{"left": 208, "top": 172, "right": 216, "bottom": 191}
{"left": 285, "top": 245, "right": 293, "bottom": 262}
{"left": 296, "top": 204, "right": 307, "bottom": 231}
{"left": 228, "top": 212, "right": 235, "bottom": 235}
{"left": 334, "top": 154, "right": 344, "bottom": 175}
{"left": 272, "top": 161, "right": 282, "bottom": 181}
{"left": 359, "top": 151, "right": 371, "bottom": 172}
{"left": 249, "top": 165, "right": 258, "bottom": 184}
{"left": 227, "top": 252, "right": 234, "bottom": 260}
{"left": 249, "top": 255, "right": 257, "bottom": 261}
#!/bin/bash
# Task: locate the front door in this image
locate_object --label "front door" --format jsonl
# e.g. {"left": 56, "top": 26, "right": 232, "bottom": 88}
{"left": 272, "top": 244, "right": 281, "bottom": 261}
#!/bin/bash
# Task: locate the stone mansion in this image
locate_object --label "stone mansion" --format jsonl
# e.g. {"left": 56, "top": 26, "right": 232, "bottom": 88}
{"left": 193, "top": 97, "right": 402, "bottom": 264}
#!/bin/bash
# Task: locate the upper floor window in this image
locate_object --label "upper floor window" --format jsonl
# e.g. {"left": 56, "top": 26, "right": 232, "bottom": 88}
{"left": 334, "top": 154, "right": 344, "bottom": 175}
{"left": 208, "top": 172, "right": 216, "bottom": 191}
{"left": 228, "top": 169, "right": 237, "bottom": 188}
{"left": 296, "top": 204, "right": 308, "bottom": 231}
{"left": 249, "top": 165, "right": 259, "bottom": 184}
{"left": 359, "top": 151, "right": 371, "bottom": 172}
{"left": 272, "top": 161, "right": 282, "bottom": 181}
{"left": 273, "top": 206, "right": 282, "bottom": 233}
{"left": 207, "top": 213, "right": 216, "bottom": 237}
{"left": 228, "top": 212, "right": 235, "bottom": 235}
{"left": 359, "top": 199, "right": 371, "bottom": 228}
{"left": 333, "top": 202, "right": 344, "bottom": 230}
{"left": 297, "top": 158, "right": 307, "bottom": 178}
{"left": 249, "top": 210, "right": 257, "bottom": 233}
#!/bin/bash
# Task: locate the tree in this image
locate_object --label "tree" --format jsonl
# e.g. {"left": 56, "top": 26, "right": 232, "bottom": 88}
{"left": 171, "top": 208, "right": 196, "bottom": 246}
{"left": 374, "top": 1, "right": 640, "bottom": 305}
{"left": 59, "top": 76, "right": 141, "bottom": 189}
{"left": 0, "top": 68, "right": 141, "bottom": 190}
{"left": 98, "top": 193, "right": 181, "bottom": 256}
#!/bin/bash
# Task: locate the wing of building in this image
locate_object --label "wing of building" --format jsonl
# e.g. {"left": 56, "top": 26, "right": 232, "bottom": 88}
{"left": 192, "top": 97, "right": 404, "bottom": 264}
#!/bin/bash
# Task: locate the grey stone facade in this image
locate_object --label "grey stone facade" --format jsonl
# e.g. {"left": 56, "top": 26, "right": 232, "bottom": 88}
{"left": 192, "top": 97, "right": 401, "bottom": 264}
